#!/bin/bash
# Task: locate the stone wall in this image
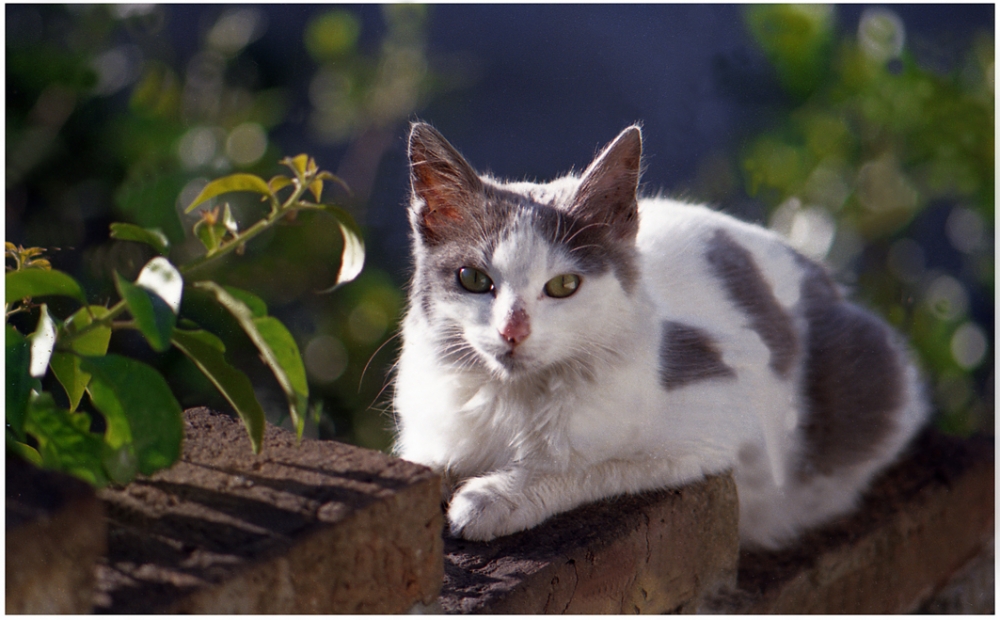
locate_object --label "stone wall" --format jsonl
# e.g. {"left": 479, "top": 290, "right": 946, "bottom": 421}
{"left": 6, "top": 408, "right": 994, "bottom": 614}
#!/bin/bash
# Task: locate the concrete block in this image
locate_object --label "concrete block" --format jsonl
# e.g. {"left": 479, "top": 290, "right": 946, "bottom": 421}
{"left": 6, "top": 456, "right": 106, "bottom": 614}
{"left": 94, "top": 407, "right": 443, "bottom": 613}
{"left": 440, "top": 472, "right": 739, "bottom": 613}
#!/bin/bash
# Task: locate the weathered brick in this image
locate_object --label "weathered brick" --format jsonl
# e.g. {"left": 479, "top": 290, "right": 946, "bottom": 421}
{"left": 440, "top": 472, "right": 739, "bottom": 613}
{"left": 919, "top": 540, "right": 994, "bottom": 614}
{"left": 94, "top": 407, "right": 443, "bottom": 613}
{"left": 712, "top": 430, "right": 994, "bottom": 614}
{"left": 6, "top": 456, "right": 106, "bottom": 614}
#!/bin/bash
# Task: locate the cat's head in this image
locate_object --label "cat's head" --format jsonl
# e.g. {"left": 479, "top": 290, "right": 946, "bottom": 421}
{"left": 406, "top": 122, "right": 643, "bottom": 381}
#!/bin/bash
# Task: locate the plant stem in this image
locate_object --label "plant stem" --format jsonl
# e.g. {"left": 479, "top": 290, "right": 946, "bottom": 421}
{"left": 180, "top": 179, "right": 312, "bottom": 278}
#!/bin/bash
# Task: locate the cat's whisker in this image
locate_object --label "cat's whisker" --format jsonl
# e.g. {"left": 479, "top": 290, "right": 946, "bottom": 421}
{"left": 360, "top": 330, "right": 403, "bottom": 394}
{"left": 561, "top": 221, "right": 610, "bottom": 245}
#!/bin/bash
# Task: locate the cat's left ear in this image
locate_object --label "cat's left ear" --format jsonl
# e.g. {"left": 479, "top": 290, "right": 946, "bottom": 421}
{"left": 569, "top": 126, "right": 642, "bottom": 242}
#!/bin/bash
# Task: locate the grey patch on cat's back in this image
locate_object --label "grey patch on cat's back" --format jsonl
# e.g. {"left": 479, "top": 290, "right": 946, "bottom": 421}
{"left": 704, "top": 229, "right": 798, "bottom": 378}
{"left": 795, "top": 257, "right": 904, "bottom": 477}
{"left": 659, "top": 321, "right": 736, "bottom": 391}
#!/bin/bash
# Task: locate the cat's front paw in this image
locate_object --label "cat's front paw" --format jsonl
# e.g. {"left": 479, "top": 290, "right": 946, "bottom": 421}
{"left": 447, "top": 474, "right": 543, "bottom": 541}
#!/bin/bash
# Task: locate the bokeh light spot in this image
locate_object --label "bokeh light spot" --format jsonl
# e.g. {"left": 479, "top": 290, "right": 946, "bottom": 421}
{"left": 925, "top": 274, "right": 969, "bottom": 321}
{"left": 208, "top": 8, "right": 266, "bottom": 56}
{"left": 226, "top": 122, "right": 267, "bottom": 166}
{"left": 951, "top": 322, "right": 988, "bottom": 370}
{"left": 945, "top": 206, "right": 985, "bottom": 254}
{"left": 178, "top": 126, "right": 220, "bottom": 169}
{"left": 858, "top": 8, "right": 905, "bottom": 63}
{"left": 304, "top": 335, "right": 348, "bottom": 384}
{"left": 348, "top": 301, "right": 389, "bottom": 345}
{"left": 305, "top": 11, "right": 361, "bottom": 60}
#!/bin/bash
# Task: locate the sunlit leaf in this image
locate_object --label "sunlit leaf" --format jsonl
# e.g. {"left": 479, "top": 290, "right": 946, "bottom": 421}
{"left": 115, "top": 272, "right": 175, "bottom": 352}
{"left": 315, "top": 205, "right": 366, "bottom": 292}
{"left": 24, "top": 393, "right": 109, "bottom": 487}
{"left": 29, "top": 304, "right": 57, "bottom": 378}
{"left": 193, "top": 281, "right": 309, "bottom": 438}
{"left": 172, "top": 328, "right": 267, "bottom": 453}
{"left": 109, "top": 223, "right": 170, "bottom": 255}
{"left": 82, "top": 354, "right": 184, "bottom": 476}
{"left": 282, "top": 154, "right": 310, "bottom": 178}
{"left": 6, "top": 268, "right": 86, "bottom": 304}
{"left": 269, "top": 175, "right": 293, "bottom": 193}
{"left": 135, "top": 257, "right": 184, "bottom": 314}
{"left": 309, "top": 178, "right": 323, "bottom": 202}
{"left": 221, "top": 203, "right": 238, "bottom": 235}
{"left": 184, "top": 173, "right": 273, "bottom": 213}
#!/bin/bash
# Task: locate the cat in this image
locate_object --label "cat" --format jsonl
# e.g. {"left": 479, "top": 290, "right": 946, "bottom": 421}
{"left": 392, "top": 122, "right": 929, "bottom": 549}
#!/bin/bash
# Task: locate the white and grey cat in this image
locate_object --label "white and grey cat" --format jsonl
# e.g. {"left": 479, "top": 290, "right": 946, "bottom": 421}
{"left": 393, "top": 122, "right": 929, "bottom": 549}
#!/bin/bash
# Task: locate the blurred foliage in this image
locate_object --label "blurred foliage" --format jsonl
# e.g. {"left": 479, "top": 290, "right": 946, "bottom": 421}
{"left": 6, "top": 5, "right": 447, "bottom": 451}
{"left": 740, "top": 6, "right": 994, "bottom": 436}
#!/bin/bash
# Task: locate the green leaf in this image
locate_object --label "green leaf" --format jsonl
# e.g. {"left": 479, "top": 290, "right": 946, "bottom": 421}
{"left": 317, "top": 171, "right": 351, "bottom": 196}
{"left": 109, "top": 223, "right": 170, "bottom": 255}
{"left": 116, "top": 272, "right": 176, "bottom": 352}
{"left": 315, "top": 205, "right": 366, "bottom": 291}
{"left": 309, "top": 178, "right": 323, "bottom": 202}
{"left": 252, "top": 317, "right": 309, "bottom": 398}
{"left": 6, "top": 325, "right": 33, "bottom": 441}
{"left": 50, "top": 307, "right": 112, "bottom": 411}
{"left": 269, "top": 175, "right": 293, "bottom": 193}
{"left": 223, "top": 286, "right": 268, "bottom": 318}
{"left": 172, "top": 329, "right": 267, "bottom": 453}
{"left": 282, "top": 154, "right": 313, "bottom": 178}
{"left": 50, "top": 353, "right": 87, "bottom": 412}
{"left": 81, "top": 354, "right": 184, "bottom": 476}
{"left": 194, "top": 218, "right": 227, "bottom": 253}
{"left": 7, "top": 433, "right": 42, "bottom": 466}
{"left": 66, "top": 306, "right": 113, "bottom": 356}
{"left": 193, "top": 281, "right": 309, "bottom": 438}
{"left": 24, "top": 393, "right": 109, "bottom": 487}
{"left": 6, "top": 268, "right": 85, "bottom": 304}
{"left": 184, "top": 173, "right": 273, "bottom": 213}
{"left": 101, "top": 443, "right": 139, "bottom": 486}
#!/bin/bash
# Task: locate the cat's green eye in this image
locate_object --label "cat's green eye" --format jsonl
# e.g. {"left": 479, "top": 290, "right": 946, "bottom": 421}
{"left": 457, "top": 267, "right": 494, "bottom": 294}
{"left": 544, "top": 274, "right": 581, "bottom": 298}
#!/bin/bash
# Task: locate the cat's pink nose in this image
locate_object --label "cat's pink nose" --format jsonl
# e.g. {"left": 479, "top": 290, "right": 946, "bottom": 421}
{"left": 500, "top": 308, "right": 531, "bottom": 346}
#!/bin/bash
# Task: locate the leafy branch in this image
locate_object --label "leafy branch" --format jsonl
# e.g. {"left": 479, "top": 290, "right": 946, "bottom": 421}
{"left": 6, "top": 154, "right": 365, "bottom": 487}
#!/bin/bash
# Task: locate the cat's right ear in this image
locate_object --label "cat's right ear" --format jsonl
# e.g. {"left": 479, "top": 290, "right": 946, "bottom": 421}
{"left": 408, "top": 123, "right": 483, "bottom": 244}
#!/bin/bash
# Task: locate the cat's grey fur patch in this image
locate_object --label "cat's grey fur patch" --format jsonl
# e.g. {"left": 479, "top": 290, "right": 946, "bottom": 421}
{"left": 659, "top": 321, "right": 736, "bottom": 390}
{"left": 704, "top": 229, "right": 798, "bottom": 377}
{"left": 793, "top": 253, "right": 903, "bottom": 477}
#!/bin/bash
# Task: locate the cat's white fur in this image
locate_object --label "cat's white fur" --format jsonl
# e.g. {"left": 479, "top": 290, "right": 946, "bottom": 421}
{"left": 394, "top": 124, "right": 929, "bottom": 548}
